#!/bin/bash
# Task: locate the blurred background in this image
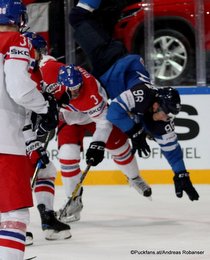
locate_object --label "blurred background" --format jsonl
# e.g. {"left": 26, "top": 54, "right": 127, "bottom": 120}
{"left": 23, "top": 0, "right": 210, "bottom": 87}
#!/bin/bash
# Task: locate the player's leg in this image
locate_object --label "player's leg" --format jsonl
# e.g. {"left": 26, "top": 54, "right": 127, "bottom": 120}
{"left": 69, "top": 0, "right": 126, "bottom": 77}
{"left": 57, "top": 123, "right": 87, "bottom": 223}
{"left": 106, "top": 127, "right": 152, "bottom": 197}
{"left": 0, "top": 154, "right": 33, "bottom": 259}
{"left": 35, "top": 162, "right": 71, "bottom": 240}
{"left": 0, "top": 209, "right": 29, "bottom": 260}
{"left": 58, "top": 143, "right": 83, "bottom": 222}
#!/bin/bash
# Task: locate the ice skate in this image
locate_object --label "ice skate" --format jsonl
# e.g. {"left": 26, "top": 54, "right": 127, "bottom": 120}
{"left": 57, "top": 187, "right": 83, "bottom": 223}
{"left": 37, "top": 204, "right": 71, "bottom": 240}
{"left": 129, "top": 176, "right": 152, "bottom": 197}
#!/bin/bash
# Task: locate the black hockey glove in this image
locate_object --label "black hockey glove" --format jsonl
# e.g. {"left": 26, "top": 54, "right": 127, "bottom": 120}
{"left": 173, "top": 171, "right": 199, "bottom": 201}
{"left": 37, "top": 93, "right": 58, "bottom": 138}
{"left": 26, "top": 140, "right": 49, "bottom": 167}
{"left": 126, "top": 124, "right": 151, "bottom": 157}
{"left": 86, "top": 141, "right": 105, "bottom": 166}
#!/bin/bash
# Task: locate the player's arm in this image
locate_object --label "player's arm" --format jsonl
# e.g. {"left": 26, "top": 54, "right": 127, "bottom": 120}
{"left": 107, "top": 84, "right": 154, "bottom": 157}
{"left": 4, "top": 34, "right": 58, "bottom": 134}
{"left": 4, "top": 58, "right": 48, "bottom": 113}
{"left": 85, "top": 85, "right": 113, "bottom": 166}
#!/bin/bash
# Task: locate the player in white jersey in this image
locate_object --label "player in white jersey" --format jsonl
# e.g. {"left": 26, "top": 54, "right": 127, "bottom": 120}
{"left": 0, "top": 1, "right": 58, "bottom": 259}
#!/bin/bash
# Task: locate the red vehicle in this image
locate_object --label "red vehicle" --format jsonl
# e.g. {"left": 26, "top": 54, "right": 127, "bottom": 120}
{"left": 114, "top": 0, "right": 210, "bottom": 86}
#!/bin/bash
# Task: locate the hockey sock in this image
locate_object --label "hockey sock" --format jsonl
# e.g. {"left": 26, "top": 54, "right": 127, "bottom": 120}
{"left": 109, "top": 142, "right": 140, "bottom": 179}
{"left": 0, "top": 209, "right": 29, "bottom": 260}
{"left": 34, "top": 178, "right": 55, "bottom": 211}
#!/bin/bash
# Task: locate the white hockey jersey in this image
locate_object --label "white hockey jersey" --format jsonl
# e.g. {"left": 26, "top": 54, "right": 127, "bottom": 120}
{"left": 0, "top": 31, "right": 48, "bottom": 155}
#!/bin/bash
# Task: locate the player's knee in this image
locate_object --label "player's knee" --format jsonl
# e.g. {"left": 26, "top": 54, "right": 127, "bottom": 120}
{"left": 59, "top": 144, "right": 80, "bottom": 160}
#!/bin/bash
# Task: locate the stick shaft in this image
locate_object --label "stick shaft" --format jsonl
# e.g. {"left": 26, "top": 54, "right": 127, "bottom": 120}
{"left": 58, "top": 163, "right": 91, "bottom": 219}
{"left": 31, "top": 132, "right": 51, "bottom": 189}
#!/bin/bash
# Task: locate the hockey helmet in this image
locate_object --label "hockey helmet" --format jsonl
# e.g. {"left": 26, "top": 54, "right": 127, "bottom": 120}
{"left": 23, "top": 31, "right": 48, "bottom": 54}
{"left": 58, "top": 64, "right": 83, "bottom": 90}
{"left": 0, "top": 0, "right": 28, "bottom": 27}
{"left": 157, "top": 87, "right": 181, "bottom": 115}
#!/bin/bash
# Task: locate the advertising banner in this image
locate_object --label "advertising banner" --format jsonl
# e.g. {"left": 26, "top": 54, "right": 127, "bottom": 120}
{"left": 46, "top": 88, "right": 210, "bottom": 184}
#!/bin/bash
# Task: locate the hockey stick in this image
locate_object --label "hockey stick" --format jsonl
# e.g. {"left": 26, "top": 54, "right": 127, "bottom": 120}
{"left": 31, "top": 131, "right": 52, "bottom": 189}
{"left": 58, "top": 161, "right": 92, "bottom": 220}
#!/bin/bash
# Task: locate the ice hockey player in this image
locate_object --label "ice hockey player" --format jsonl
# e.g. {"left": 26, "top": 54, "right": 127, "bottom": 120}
{"left": 68, "top": 0, "right": 199, "bottom": 201}
{"left": 0, "top": 1, "right": 57, "bottom": 259}
{"left": 22, "top": 31, "right": 71, "bottom": 241}
{"left": 40, "top": 59, "right": 152, "bottom": 222}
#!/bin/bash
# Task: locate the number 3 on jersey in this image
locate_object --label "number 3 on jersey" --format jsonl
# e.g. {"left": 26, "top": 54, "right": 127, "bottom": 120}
{"left": 90, "top": 95, "right": 99, "bottom": 105}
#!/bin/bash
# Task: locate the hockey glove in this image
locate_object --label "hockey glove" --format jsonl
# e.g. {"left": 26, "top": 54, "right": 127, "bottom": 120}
{"left": 37, "top": 93, "right": 58, "bottom": 138}
{"left": 41, "top": 82, "right": 71, "bottom": 105}
{"left": 126, "top": 124, "right": 151, "bottom": 157}
{"left": 173, "top": 171, "right": 199, "bottom": 201}
{"left": 86, "top": 141, "right": 105, "bottom": 166}
{"left": 41, "top": 82, "right": 60, "bottom": 94}
{"left": 26, "top": 140, "right": 49, "bottom": 167}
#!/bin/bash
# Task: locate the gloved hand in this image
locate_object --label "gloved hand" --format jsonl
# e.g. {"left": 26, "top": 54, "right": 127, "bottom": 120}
{"left": 173, "top": 171, "right": 199, "bottom": 201}
{"left": 26, "top": 140, "right": 49, "bottom": 167}
{"left": 86, "top": 141, "right": 105, "bottom": 166}
{"left": 126, "top": 124, "right": 151, "bottom": 157}
{"left": 37, "top": 93, "right": 58, "bottom": 138}
{"left": 131, "top": 131, "right": 151, "bottom": 157}
{"left": 41, "top": 82, "right": 60, "bottom": 94}
{"left": 41, "top": 82, "right": 71, "bottom": 104}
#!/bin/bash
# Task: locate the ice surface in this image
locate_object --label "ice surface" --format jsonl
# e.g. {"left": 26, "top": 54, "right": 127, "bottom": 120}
{"left": 25, "top": 185, "right": 210, "bottom": 260}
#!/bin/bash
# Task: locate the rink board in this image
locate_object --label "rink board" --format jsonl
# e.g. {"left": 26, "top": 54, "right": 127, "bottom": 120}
{"left": 47, "top": 87, "right": 210, "bottom": 185}
{"left": 54, "top": 169, "right": 210, "bottom": 185}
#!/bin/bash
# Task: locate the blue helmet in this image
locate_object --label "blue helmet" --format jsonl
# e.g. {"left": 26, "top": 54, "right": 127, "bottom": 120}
{"left": 157, "top": 87, "right": 181, "bottom": 115}
{"left": 58, "top": 64, "right": 83, "bottom": 90}
{"left": 0, "top": 0, "right": 28, "bottom": 27}
{"left": 23, "top": 31, "right": 48, "bottom": 54}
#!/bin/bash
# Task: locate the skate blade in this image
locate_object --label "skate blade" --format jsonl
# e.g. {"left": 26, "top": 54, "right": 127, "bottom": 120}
{"left": 44, "top": 230, "right": 72, "bottom": 240}
{"left": 60, "top": 213, "right": 81, "bottom": 223}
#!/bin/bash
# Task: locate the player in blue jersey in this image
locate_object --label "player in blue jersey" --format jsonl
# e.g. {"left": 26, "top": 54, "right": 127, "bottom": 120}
{"left": 68, "top": 0, "right": 199, "bottom": 201}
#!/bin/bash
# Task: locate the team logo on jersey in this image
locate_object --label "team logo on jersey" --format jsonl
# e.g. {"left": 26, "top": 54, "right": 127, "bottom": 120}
{"left": 9, "top": 46, "right": 29, "bottom": 60}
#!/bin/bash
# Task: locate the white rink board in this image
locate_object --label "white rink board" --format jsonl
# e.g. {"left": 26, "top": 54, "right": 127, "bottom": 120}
{"left": 47, "top": 90, "right": 210, "bottom": 172}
